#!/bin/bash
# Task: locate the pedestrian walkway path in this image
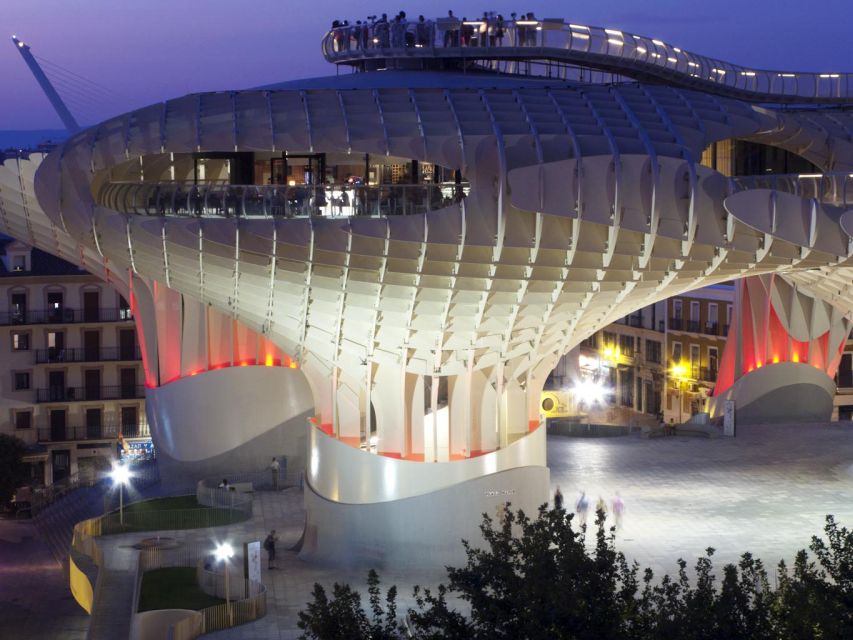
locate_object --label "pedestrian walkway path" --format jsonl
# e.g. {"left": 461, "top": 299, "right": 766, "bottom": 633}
{"left": 0, "top": 519, "right": 89, "bottom": 640}
{"left": 34, "top": 484, "right": 106, "bottom": 568}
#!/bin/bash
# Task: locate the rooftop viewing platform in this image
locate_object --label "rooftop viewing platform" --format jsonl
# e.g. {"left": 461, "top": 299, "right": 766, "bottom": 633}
{"left": 323, "top": 13, "right": 853, "bottom": 105}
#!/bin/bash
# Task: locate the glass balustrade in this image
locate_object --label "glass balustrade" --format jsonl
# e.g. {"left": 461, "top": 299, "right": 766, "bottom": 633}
{"left": 729, "top": 172, "right": 853, "bottom": 207}
{"left": 97, "top": 181, "right": 469, "bottom": 218}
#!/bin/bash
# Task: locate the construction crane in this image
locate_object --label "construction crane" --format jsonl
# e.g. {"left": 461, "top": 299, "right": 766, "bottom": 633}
{"left": 11, "top": 35, "right": 80, "bottom": 133}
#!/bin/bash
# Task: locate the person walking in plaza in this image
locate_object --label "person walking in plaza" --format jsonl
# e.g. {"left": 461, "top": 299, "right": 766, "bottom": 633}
{"left": 554, "top": 485, "right": 564, "bottom": 511}
{"left": 612, "top": 493, "right": 625, "bottom": 529}
{"left": 576, "top": 490, "right": 589, "bottom": 525}
{"left": 596, "top": 495, "right": 608, "bottom": 519}
{"left": 270, "top": 456, "right": 281, "bottom": 490}
{"left": 264, "top": 530, "right": 279, "bottom": 569}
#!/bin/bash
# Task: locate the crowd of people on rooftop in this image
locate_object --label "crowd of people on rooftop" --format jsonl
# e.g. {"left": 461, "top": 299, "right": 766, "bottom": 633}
{"left": 329, "top": 11, "right": 542, "bottom": 52}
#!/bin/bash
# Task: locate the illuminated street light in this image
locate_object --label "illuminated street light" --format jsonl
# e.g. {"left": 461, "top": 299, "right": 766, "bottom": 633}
{"left": 109, "top": 463, "right": 131, "bottom": 526}
{"left": 670, "top": 363, "right": 688, "bottom": 423}
{"left": 573, "top": 379, "right": 607, "bottom": 406}
{"left": 214, "top": 542, "right": 235, "bottom": 625}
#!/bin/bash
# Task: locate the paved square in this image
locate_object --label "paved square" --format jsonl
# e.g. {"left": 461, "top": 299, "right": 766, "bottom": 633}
{"left": 4, "top": 421, "right": 853, "bottom": 639}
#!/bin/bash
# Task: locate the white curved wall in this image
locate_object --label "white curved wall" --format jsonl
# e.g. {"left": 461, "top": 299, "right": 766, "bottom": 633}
{"left": 710, "top": 361, "right": 836, "bottom": 423}
{"left": 308, "top": 422, "right": 546, "bottom": 504}
{"left": 146, "top": 365, "right": 313, "bottom": 461}
{"left": 301, "top": 464, "right": 550, "bottom": 568}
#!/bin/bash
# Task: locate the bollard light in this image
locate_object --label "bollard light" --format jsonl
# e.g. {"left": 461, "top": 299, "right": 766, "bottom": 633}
{"left": 214, "top": 542, "right": 235, "bottom": 625}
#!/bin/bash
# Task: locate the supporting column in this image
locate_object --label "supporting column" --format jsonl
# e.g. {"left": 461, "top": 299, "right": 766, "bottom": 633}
{"left": 496, "top": 361, "right": 507, "bottom": 449}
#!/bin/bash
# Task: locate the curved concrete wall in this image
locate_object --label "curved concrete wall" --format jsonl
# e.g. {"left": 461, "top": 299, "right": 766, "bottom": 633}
{"left": 146, "top": 365, "right": 313, "bottom": 488}
{"left": 300, "top": 464, "right": 550, "bottom": 569}
{"left": 710, "top": 362, "right": 836, "bottom": 424}
{"left": 130, "top": 609, "right": 202, "bottom": 640}
{"left": 308, "top": 423, "right": 546, "bottom": 504}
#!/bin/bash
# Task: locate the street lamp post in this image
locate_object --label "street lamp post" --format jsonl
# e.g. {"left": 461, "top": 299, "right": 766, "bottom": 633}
{"left": 109, "top": 463, "right": 131, "bottom": 527}
{"left": 214, "top": 542, "right": 234, "bottom": 625}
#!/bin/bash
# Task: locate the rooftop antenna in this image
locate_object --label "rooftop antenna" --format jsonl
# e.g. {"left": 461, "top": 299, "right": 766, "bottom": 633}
{"left": 12, "top": 35, "right": 80, "bottom": 132}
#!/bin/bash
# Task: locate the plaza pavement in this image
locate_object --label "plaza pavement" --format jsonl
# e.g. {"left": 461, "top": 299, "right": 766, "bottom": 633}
{"left": 5, "top": 420, "right": 853, "bottom": 638}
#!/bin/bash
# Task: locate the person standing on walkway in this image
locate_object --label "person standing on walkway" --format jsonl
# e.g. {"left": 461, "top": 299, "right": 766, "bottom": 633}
{"left": 270, "top": 457, "right": 280, "bottom": 491}
{"left": 264, "top": 530, "right": 279, "bottom": 569}
{"left": 554, "top": 486, "right": 564, "bottom": 511}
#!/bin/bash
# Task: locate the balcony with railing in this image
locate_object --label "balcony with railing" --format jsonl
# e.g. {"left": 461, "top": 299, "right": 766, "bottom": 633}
{"left": 703, "top": 322, "right": 720, "bottom": 336}
{"left": 34, "top": 346, "right": 142, "bottom": 365}
{"left": 34, "top": 422, "right": 150, "bottom": 443}
{"left": 0, "top": 307, "right": 133, "bottom": 326}
{"left": 698, "top": 367, "right": 718, "bottom": 383}
{"left": 669, "top": 317, "right": 683, "bottom": 331}
{"left": 35, "top": 384, "right": 146, "bottom": 403}
{"left": 96, "top": 181, "right": 469, "bottom": 219}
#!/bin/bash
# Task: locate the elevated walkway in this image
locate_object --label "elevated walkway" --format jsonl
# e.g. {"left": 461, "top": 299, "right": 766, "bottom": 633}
{"left": 324, "top": 17, "right": 853, "bottom": 105}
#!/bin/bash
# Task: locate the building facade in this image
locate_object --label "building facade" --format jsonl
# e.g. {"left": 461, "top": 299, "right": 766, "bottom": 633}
{"left": 665, "top": 285, "right": 733, "bottom": 422}
{"left": 545, "top": 300, "right": 666, "bottom": 425}
{"left": 0, "top": 238, "right": 148, "bottom": 486}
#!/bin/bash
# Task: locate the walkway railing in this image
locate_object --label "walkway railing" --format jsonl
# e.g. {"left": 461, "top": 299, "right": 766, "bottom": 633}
{"left": 70, "top": 482, "right": 256, "bottom": 617}
{"left": 136, "top": 545, "right": 267, "bottom": 638}
{"left": 729, "top": 172, "right": 853, "bottom": 207}
{"left": 195, "top": 481, "right": 254, "bottom": 515}
{"left": 97, "top": 181, "right": 469, "bottom": 218}
{"left": 323, "top": 16, "right": 853, "bottom": 104}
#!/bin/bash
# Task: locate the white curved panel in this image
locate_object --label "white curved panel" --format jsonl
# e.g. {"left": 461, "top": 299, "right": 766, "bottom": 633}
{"left": 307, "top": 423, "right": 546, "bottom": 504}
{"left": 146, "top": 365, "right": 314, "bottom": 461}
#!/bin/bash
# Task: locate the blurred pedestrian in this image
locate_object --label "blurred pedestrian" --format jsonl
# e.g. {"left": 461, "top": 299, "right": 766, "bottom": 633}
{"left": 270, "top": 456, "right": 280, "bottom": 490}
{"left": 554, "top": 486, "right": 564, "bottom": 511}
{"left": 612, "top": 493, "right": 625, "bottom": 529}
{"left": 576, "top": 490, "right": 589, "bottom": 524}
{"left": 596, "top": 495, "right": 608, "bottom": 518}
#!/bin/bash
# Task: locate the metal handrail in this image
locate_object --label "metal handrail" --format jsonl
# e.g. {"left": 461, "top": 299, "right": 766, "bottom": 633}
{"left": 35, "top": 384, "right": 146, "bottom": 403}
{"left": 97, "top": 181, "right": 469, "bottom": 218}
{"left": 321, "top": 17, "right": 853, "bottom": 104}
{"left": 34, "top": 422, "right": 150, "bottom": 442}
{"left": 0, "top": 307, "right": 133, "bottom": 326}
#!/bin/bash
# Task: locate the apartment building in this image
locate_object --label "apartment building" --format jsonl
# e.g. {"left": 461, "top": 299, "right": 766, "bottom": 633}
{"left": 545, "top": 301, "right": 667, "bottom": 424}
{"left": 545, "top": 285, "right": 737, "bottom": 425}
{"left": 664, "top": 285, "right": 734, "bottom": 423}
{"left": 0, "top": 238, "right": 148, "bottom": 486}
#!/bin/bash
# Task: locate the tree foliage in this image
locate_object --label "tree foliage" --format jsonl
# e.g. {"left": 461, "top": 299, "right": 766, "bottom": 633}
{"left": 297, "top": 508, "right": 853, "bottom": 640}
{"left": 0, "top": 433, "right": 28, "bottom": 505}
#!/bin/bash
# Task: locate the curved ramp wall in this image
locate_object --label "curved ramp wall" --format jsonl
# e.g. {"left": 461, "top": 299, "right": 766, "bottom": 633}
{"left": 301, "top": 465, "right": 550, "bottom": 568}
{"left": 145, "top": 365, "right": 314, "bottom": 489}
{"left": 300, "top": 425, "right": 548, "bottom": 567}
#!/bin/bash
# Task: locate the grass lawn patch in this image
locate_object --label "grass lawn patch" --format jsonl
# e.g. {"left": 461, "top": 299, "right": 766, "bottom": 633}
{"left": 138, "top": 566, "right": 224, "bottom": 612}
{"left": 104, "top": 495, "right": 248, "bottom": 532}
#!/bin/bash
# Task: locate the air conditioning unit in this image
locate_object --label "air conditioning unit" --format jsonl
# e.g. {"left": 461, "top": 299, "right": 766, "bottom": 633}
{"left": 540, "top": 390, "right": 572, "bottom": 418}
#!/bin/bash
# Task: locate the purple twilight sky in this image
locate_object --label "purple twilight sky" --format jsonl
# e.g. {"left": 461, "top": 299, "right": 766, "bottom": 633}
{"left": 3, "top": 0, "right": 851, "bottom": 129}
